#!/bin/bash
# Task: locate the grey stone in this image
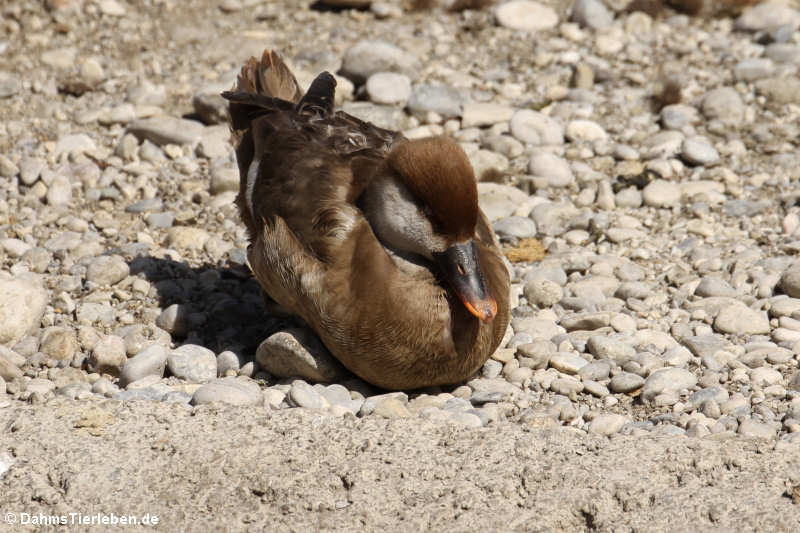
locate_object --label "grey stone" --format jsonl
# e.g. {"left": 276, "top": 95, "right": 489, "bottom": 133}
{"left": 586, "top": 336, "right": 636, "bottom": 363}
{"left": 609, "top": 372, "right": 645, "bottom": 393}
{"left": 524, "top": 279, "right": 563, "bottom": 308}
{"left": 125, "top": 198, "right": 163, "bottom": 213}
{"left": 127, "top": 117, "right": 205, "bottom": 146}
{"left": 714, "top": 306, "right": 770, "bottom": 336}
{"left": 642, "top": 368, "right": 697, "bottom": 403}
{"left": 548, "top": 353, "right": 588, "bottom": 374}
{"left": 570, "top": 0, "right": 613, "bottom": 29}
{"left": 681, "top": 137, "right": 719, "bottom": 166}
{"left": 88, "top": 335, "right": 127, "bottom": 376}
{"left": 0, "top": 276, "right": 48, "bottom": 346}
{"left": 495, "top": 1, "right": 559, "bottom": 32}
{"left": 167, "top": 345, "right": 217, "bottom": 383}
{"left": 737, "top": 418, "right": 777, "bottom": 439}
{"left": 191, "top": 377, "right": 263, "bottom": 406}
{"left": 341, "top": 40, "right": 420, "bottom": 84}
{"left": 119, "top": 345, "right": 168, "bottom": 388}
{"left": 256, "top": 328, "right": 347, "bottom": 382}
{"left": 509, "top": 110, "right": 563, "bottom": 145}
{"left": 734, "top": 58, "right": 774, "bottom": 82}
{"left": 407, "top": 84, "right": 463, "bottom": 119}
{"left": 86, "top": 255, "right": 130, "bottom": 286}
{"left": 588, "top": 413, "right": 629, "bottom": 436}
{"left": 366, "top": 72, "right": 412, "bottom": 105}
{"left": 288, "top": 381, "right": 328, "bottom": 409}
{"left": 39, "top": 327, "right": 78, "bottom": 362}
{"left": 493, "top": 216, "right": 537, "bottom": 240}
{"left": 528, "top": 151, "right": 573, "bottom": 187}
{"left": 701, "top": 87, "right": 744, "bottom": 124}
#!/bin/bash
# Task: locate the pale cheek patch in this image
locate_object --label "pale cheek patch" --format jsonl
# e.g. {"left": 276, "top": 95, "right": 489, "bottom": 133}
{"left": 246, "top": 157, "right": 261, "bottom": 218}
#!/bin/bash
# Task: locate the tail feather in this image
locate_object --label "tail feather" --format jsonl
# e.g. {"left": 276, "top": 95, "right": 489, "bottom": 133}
{"left": 296, "top": 72, "right": 337, "bottom": 116}
{"left": 235, "top": 49, "right": 304, "bottom": 103}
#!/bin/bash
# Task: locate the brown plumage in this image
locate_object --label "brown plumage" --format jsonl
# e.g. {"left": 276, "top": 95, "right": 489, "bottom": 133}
{"left": 223, "top": 50, "right": 510, "bottom": 390}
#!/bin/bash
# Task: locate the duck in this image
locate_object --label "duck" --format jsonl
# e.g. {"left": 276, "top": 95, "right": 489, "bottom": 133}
{"left": 222, "top": 50, "right": 510, "bottom": 390}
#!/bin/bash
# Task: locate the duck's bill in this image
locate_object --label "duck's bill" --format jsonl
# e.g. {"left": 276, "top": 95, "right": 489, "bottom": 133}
{"left": 434, "top": 241, "right": 497, "bottom": 323}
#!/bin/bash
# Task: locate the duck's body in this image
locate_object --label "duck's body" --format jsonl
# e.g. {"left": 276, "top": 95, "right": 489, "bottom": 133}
{"left": 224, "top": 51, "right": 510, "bottom": 390}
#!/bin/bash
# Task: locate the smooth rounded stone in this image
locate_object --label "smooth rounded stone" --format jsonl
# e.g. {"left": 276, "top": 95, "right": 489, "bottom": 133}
{"left": 0, "top": 276, "right": 48, "bottom": 346}
{"left": 734, "top": 58, "right": 774, "bottom": 82}
{"left": 25, "top": 378, "right": 56, "bottom": 396}
{"left": 88, "top": 335, "right": 126, "bottom": 376}
{"left": 506, "top": 366, "right": 533, "bottom": 384}
{"left": 577, "top": 361, "right": 610, "bottom": 382}
{"left": 166, "top": 227, "right": 210, "bottom": 250}
{"left": 701, "top": 87, "right": 744, "bottom": 124}
{"left": 765, "top": 43, "right": 800, "bottom": 64}
{"left": 127, "top": 117, "right": 205, "bottom": 146}
{"left": 209, "top": 166, "right": 239, "bottom": 195}
{"left": 0, "top": 70, "right": 21, "bottom": 98}
{"left": 609, "top": 372, "right": 645, "bottom": 394}
{"left": 759, "top": 77, "right": 800, "bottom": 105}
{"left": 125, "top": 198, "right": 163, "bottom": 213}
{"left": 56, "top": 382, "right": 92, "bottom": 400}
{"left": 549, "top": 378, "right": 583, "bottom": 396}
{"left": 316, "top": 384, "right": 363, "bottom": 414}
{"left": 484, "top": 135, "right": 524, "bottom": 158}
{"left": 768, "top": 298, "right": 800, "bottom": 318}
{"left": 446, "top": 411, "right": 484, "bottom": 428}
{"left": 75, "top": 302, "right": 114, "bottom": 326}
{"left": 509, "top": 110, "right": 563, "bottom": 145}
{"left": 588, "top": 413, "right": 629, "bottom": 436}
{"left": 191, "top": 377, "right": 262, "bottom": 406}
{"left": 365, "top": 72, "right": 411, "bottom": 105}
{"left": 461, "top": 103, "right": 514, "bottom": 129}
{"left": 483, "top": 358, "right": 503, "bottom": 378}
{"left": 548, "top": 352, "right": 588, "bottom": 375}
{"left": 681, "top": 137, "right": 719, "bottom": 166}
{"left": 584, "top": 380, "right": 610, "bottom": 397}
{"left": 341, "top": 40, "right": 420, "bottom": 84}
{"left": 511, "top": 317, "right": 565, "bottom": 341}
{"left": 477, "top": 183, "right": 530, "bottom": 221}
{"left": 516, "top": 342, "right": 553, "bottom": 369}
{"left": 529, "top": 203, "right": 579, "bottom": 236}
{"left": 528, "top": 151, "right": 573, "bottom": 187}
{"left": 256, "top": 328, "right": 347, "bottom": 383}
{"left": 560, "top": 312, "right": 612, "bottom": 332}
{"left": 523, "top": 279, "right": 563, "bottom": 308}
{"left": 145, "top": 212, "right": 174, "bottom": 229}
{"left": 39, "top": 327, "right": 78, "bottom": 362}
{"left": 680, "top": 335, "right": 727, "bottom": 358}
{"left": 642, "top": 179, "right": 681, "bottom": 208}
{"left": 167, "top": 345, "right": 217, "bottom": 383}
{"left": 86, "top": 255, "right": 129, "bottom": 286}
{"left": 341, "top": 102, "right": 405, "bottom": 131}
{"left": 586, "top": 336, "right": 635, "bottom": 363}
{"left": 565, "top": 119, "right": 607, "bottom": 143}
{"left": 407, "top": 84, "right": 462, "bottom": 119}
{"left": 695, "top": 278, "right": 737, "bottom": 298}
{"left": 19, "top": 157, "right": 44, "bottom": 185}
{"left": 660, "top": 104, "right": 699, "bottom": 130}
{"left": 735, "top": 2, "right": 800, "bottom": 32}
{"left": 469, "top": 150, "right": 509, "bottom": 178}
{"left": 493, "top": 216, "right": 537, "bottom": 240}
{"left": 495, "top": 1, "right": 558, "bottom": 32}
{"left": 155, "top": 303, "right": 191, "bottom": 337}
{"left": 0, "top": 376, "right": 6, "bottom": 396}
{"left": 216, "top": 351, "right": 241, "bottom": 376}
{"left": 714, "top": 306, "right": 770, "bottom": 336}
{"left": 641, "top": 368, "right": 697, "bottom": 403}
{"left": 615, "top": 281, "right": 650, "bottom": 300}
{"left": 117, "top": 324, "right": 170, "bottom": 356}
{"left": 780, "top": 264, "right": 800, "bottom": 298}
{"left": 570, "top": 0, "right": 613, "bottom": 29}
{"left": 749, "top": 367, "right": 782, "bottom": 388}
{"left": 737, "top": 418, "right": 777, "bottom": 439}
{"left": 91, "top": 377, "right": 117, "bottom": 396}
{"left": 45, "top": 175, "right": 72, "bottom": 205}
{"left": 0, "top": 351, "right": 23, "bottom": 381}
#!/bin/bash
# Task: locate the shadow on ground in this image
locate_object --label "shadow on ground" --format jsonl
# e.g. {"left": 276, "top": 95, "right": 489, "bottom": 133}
{"left": 127, "top": 254, "right": 297, "bottom": 358}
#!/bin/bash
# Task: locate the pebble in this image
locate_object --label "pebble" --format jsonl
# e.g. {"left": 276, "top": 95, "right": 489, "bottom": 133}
{"left": 167, "top": 345, "right": 217, "bottom": 383}
{"left": 523, "top": 279, "right": 562, "bottom": 308}
{"left": 565, "top": 120, "right": 607, "bottom": 143}
{"left": 528, "top": 152, "right": 573, "bottom": 187}
{"left": 509, "top": 110, "right": 564, "bottom": 145}
{"left": 493, "top": 216, "right": 537, "bottom": 240}
{"left": 0, "top": 276, "right": 48, "bottom": 346}
{"left": 641, "top": 368, "right": 697, "bottom": 404}
{"left": 288, "top": 381, "right": 328, "bottom": 409}
{"left": 365, "top": 72, "right": 411, "bottom": 105}
{"left": 737, "top": 418, "right": 776, "bottom": 439}
{"left": 86, "top": 255, "right": 130, "bottom": 286}
{"left": 588, "top": 413, "right": 629, "bottom": 436}
{"left": 341, "top": 40, "right": 420, "bottom": 83}
{"left": 586, "top": 336, "right": 635, "bottom": 363}
{"left": 642, "top": 180, "right": 681, "bottom": 208}
{"left": 701, "top": 87, "right": 744, "bottom": 124}
{"left": 714, "top": 306, "right": 770, "bottom": 336}
{"left": 119, "top": 345, "right": 168, "bottom": 388}
{"left": 570, "top": 0, "right": 613, "bottom": 30}
{"left": 548, "top": 353, "right": 588, "bottom": 374}
{"left": 681, "top": 137, "right": 719, "bottom": 166}
{"left": 127, "top": 117, "right": 205, "bottom": 146}
{"left": 88, "top": 335, "right": 127, "bottom": 376}
{"left": 735, "top": 3, "right": 800, "bottom": 32}
{"left": 495, "top": 1, "right": 559, "bottom": 32}
{"left": 39, "top": 327, "right": 78, "bottom": 362}
{"left": 477, "top": 183, "right": 530, "bottom": 221}
{"left": 191, "top": 377, "right": 263, "bottom": 406}
{"left": 55, "top": 134, "right": 96, "bottom": 157}
{"left": 256, "top": 328, "right": 347, "bottom": 382}
{"left": 609, "top": 372, "right": 645, "bottom": 394}
{"left": 407, "top": 84, "right": 463, "bottom": 119}
{"left": 460, "top": 103, "right": 514, "bottom": 128}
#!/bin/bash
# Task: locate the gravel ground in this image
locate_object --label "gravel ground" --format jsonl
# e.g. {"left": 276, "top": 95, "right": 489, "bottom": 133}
{"left": 2, "top": 0, "right": 800, "bottom": 529}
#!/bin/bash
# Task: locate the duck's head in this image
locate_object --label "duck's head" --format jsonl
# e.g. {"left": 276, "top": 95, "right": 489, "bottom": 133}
{"left": 361, "top": 136, "right": 497, "bottom": 322}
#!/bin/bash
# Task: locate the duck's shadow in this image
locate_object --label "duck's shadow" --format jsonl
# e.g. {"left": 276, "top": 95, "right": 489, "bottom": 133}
{"left": 127, "top": 254, "right": 295, "bottom": 359}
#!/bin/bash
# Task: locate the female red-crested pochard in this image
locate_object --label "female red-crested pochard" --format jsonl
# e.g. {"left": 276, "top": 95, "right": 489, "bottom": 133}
{"left": 223, "top": 50, "right": 510, "bottom": 390}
